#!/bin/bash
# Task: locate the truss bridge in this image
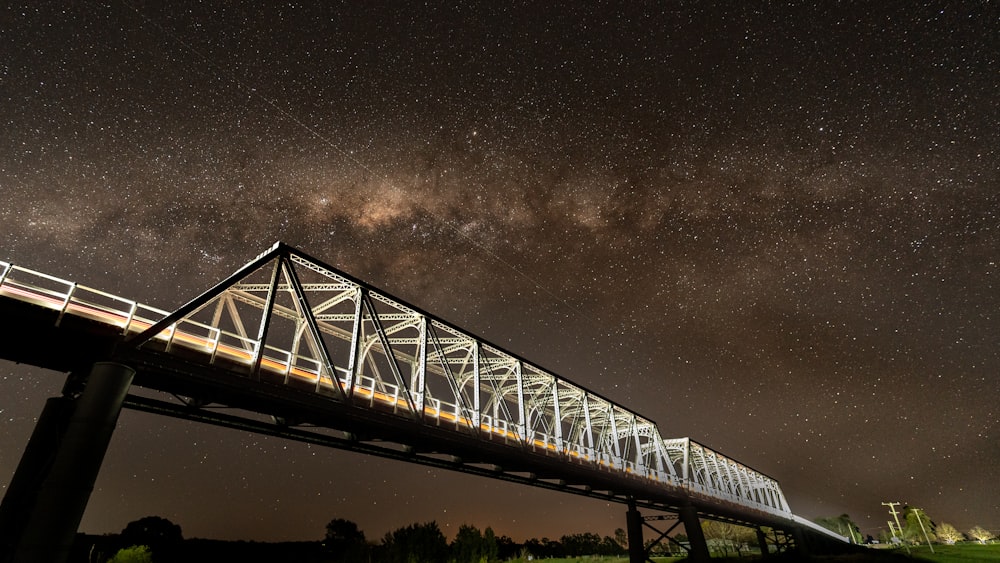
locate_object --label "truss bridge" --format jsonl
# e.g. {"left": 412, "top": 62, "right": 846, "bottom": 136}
{"left": 0, "top": 243, "right": 851, "bottom": 563}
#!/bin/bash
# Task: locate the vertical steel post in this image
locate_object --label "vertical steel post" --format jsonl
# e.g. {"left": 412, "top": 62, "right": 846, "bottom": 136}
{"left": 472, "top": 342, "right": 481, "bottom": 428}
{"left": 550, "top": 378, "right": 562, "bottom": 451}
{"left": 514, "top": 361, "right": 526, "bottom": 441}
{"left": 678, "top": 505, "right": 711, "bottom": 562}
{"left": 11, "top": 362, "right": 135, "bottom": 563}
{"left": 625, "top": 499, "right": 645, "bottom": 563}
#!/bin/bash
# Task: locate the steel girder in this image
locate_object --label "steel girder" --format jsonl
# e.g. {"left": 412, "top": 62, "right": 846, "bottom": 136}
{"left": 0, "top": 245, "right": 794, "bottom": 521}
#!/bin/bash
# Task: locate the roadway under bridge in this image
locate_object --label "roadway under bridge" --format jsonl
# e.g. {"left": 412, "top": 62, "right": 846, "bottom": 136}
{"left": 0, "top": 242, "right": 855, "bottom": 562}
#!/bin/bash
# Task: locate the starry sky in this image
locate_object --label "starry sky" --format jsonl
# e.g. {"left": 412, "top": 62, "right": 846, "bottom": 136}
{"left": 2, "top": 0, "right": 998, "bottom": 544}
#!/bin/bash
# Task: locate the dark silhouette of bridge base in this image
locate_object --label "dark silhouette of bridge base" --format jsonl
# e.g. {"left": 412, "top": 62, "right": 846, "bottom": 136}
{"left": 0, "top": 363, "right": 134, "bottom": 563}
{"left": 622, "top": 503, "right": 814, "bottom": 562}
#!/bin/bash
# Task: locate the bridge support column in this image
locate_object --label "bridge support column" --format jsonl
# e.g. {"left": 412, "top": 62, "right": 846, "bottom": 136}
{"left": 792, "top": 525, "right": 810, "bottom": 556}
{"left": 0, "top": 396, "right": 76, "bottom": 561}
{"left": 678, "top": 505, "right": 711, "bottom": 563}
{"left": 756, "top": 528, "right": 770, "bottom": 558}
{"left": 625, "top": 500, "right": 644, "bottom": 563}
{"left": 8, "top": 362, "right": 135, "bottom": 563}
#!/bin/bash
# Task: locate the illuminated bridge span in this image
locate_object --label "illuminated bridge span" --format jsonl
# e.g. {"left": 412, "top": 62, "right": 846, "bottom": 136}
{"left": 0, "top": 243, "right": 848, "bottom": 562}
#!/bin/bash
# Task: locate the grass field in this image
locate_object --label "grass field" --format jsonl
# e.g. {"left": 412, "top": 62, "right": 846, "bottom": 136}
{"left": 499, "top": 543, "right": 1000, "bottom": 562}
{"left": 902, "top": 543, "right": 1000, "bottom": 562}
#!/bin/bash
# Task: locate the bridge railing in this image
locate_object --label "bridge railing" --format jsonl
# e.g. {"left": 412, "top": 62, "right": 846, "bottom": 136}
{"left": 0, "top": 255, "right": 796, "bottom": 522}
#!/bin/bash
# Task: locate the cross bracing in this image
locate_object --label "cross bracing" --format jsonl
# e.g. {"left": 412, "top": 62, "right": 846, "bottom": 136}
{"left": 0, "top": 244, "right": 799, "bottom": 524}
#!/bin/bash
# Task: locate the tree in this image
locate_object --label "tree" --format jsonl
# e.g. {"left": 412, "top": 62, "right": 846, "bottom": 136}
{"left": 119, "top": 516, "right": 183, "bottom": 561}
{"left": 902, "top": 507, "right": 936, "bottom": 545}
{"left": 614, "top": 527, "right": 628, "bottom": 550}
{"left": 701, "top": 521, "right": 755, "bottom": 556}
{"left": 560, "top": 532, "right": 602, "bottom": 556}
{"left": 968, "top": 525, "right": 995, "bottom": 544}
{"left": 107, "top": 545, "right": 153, "bottom": 563}
{"left": 494, "top": 535, "right": 519, "bottom": 561}
{"left": 599, "top": 534, "right": 625, "bottom": 556}
{"left": 324, "top": 518, "right": 368, "bottom": 562}
{"left": 120, "top": 516, "right": 183, "bottom": 546}
{"left": 381, "top": 521, "right": 448, "bottom": 563}
{"left": 450, "top": 524, "right": 498, "bottom": 563}
{"left": 814, "top": 514, "right": 862, "bottom": 544}
{"left": 522, "top": 537, "right": 563, "bottom": 559}
{"left": 935, "top": 522, "right": 963, "bottom": 544}
{"left": 482, "top": 527, "right": 499, "bottom": 562}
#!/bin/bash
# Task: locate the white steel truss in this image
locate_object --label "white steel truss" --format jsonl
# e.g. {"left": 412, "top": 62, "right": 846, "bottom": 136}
{"left": 662, "top": 438, "right": 788, "bottom": 514}
{"left": 0, "top": 245, "right": 793, "bottom": 519}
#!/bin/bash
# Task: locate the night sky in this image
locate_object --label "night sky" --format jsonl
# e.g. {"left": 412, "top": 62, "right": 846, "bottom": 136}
{"left": 2, "top": 1, "right": 998, "bottom": 544}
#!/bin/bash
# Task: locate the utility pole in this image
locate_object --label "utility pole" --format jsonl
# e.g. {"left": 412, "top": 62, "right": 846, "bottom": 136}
{"left": 912, "top": 508, "right": 935, "bottom": 553}
{"left": 882, "top": 502, "right": 910, "bottom": 554}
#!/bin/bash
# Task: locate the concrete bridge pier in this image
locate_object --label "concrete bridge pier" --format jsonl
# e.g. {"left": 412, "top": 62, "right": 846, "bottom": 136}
{"left": 678, "top": 504, "right": 711, "bottom": 562}
{"left": 625, "top": 501, "right": 711, "bottom": 563}
{"left": 0, "top": 396, "right": 76, "bottom": 560}
{"left": 625, "top": 500, "right": 644, "bottom": 563}
{"left": 1, "top": 362, "right": 134, "bottom": 563}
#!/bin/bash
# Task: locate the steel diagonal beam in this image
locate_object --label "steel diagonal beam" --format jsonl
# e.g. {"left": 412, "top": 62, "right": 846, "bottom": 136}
{"left": 127, "top": 242, "right": 285, "bottom": 347}
{"left": 654, "top": 437, "right": 675, "bottom": 478}
{"left": 692, "top": 447, "right": 705, "bottom": 489}
{"left": 412, "top": 316, "right": 427, "bottom": 416}
{"left": 309, "top": 291, "right": 357, "bottom": 316}
{"left": 478, "top": 347, "right": 521, "bottom": 444}
{"left": 283, "top": 255, "right": 348, "bottom": 402}
{"left": 427, "top": 324, "right": 480, "bottom": 438}
{"left": 513, "top": 360, "right": 527, "bottom": 441}
{"left": 210, "top": 294, "right": 227, "bottom": 330}
{"left": 713, "top": 452, "right": 730, "bottom": 495}
{"left": 607, "top": 404, "right": 622, "bottom": 462}
{"left": 520, "top": 375, "right": 555, "bottom": 438}
{"left": 728, "top": 463, "right": 744, "bottom": 499}
{"left": 344, "top": 287, "right": 363, "bottom": 397}
{"left": 550, "top": 376, "right": 563, "bottom": 451}
{"left": 250, "top": 258, "right": 283, "bottom": 379}
{"left": 217, "top": 294, "right": 251, "bottom": 347}
{"left": 630, "top": 416, "right": 646, "bottom": 472}
{"left": 581, "top": 394, "right": 595, "bottom": 456}
{"left": 707, "top": 452, "right": 722, "bottom": 492}
{"left": 703, "top": 450, "right": 721, "bottom": 493}
{"left": 715, "top": 451, "right": 741, "bottom": 499}
{"left": 562, "top": 389, "right": 584, "bottom": 448}
{"left": 227, "top": 290, "right": 302, "bottom": 324}
{"left": 740, "top": 469, "right": 756, "bottom": 504}
{"left": 227, "top": 287, "right": 356, "bottom": 326}
{"left": 470, "top": 340, "right": 480, "bottom": 428}
{"left": 362, "top": 290, "right": 419, "bottom": 419}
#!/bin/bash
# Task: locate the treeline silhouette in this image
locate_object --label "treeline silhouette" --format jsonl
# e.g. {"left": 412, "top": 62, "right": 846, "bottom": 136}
{"left": 71, "top": 515, "right": 627, "bottom": 562}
